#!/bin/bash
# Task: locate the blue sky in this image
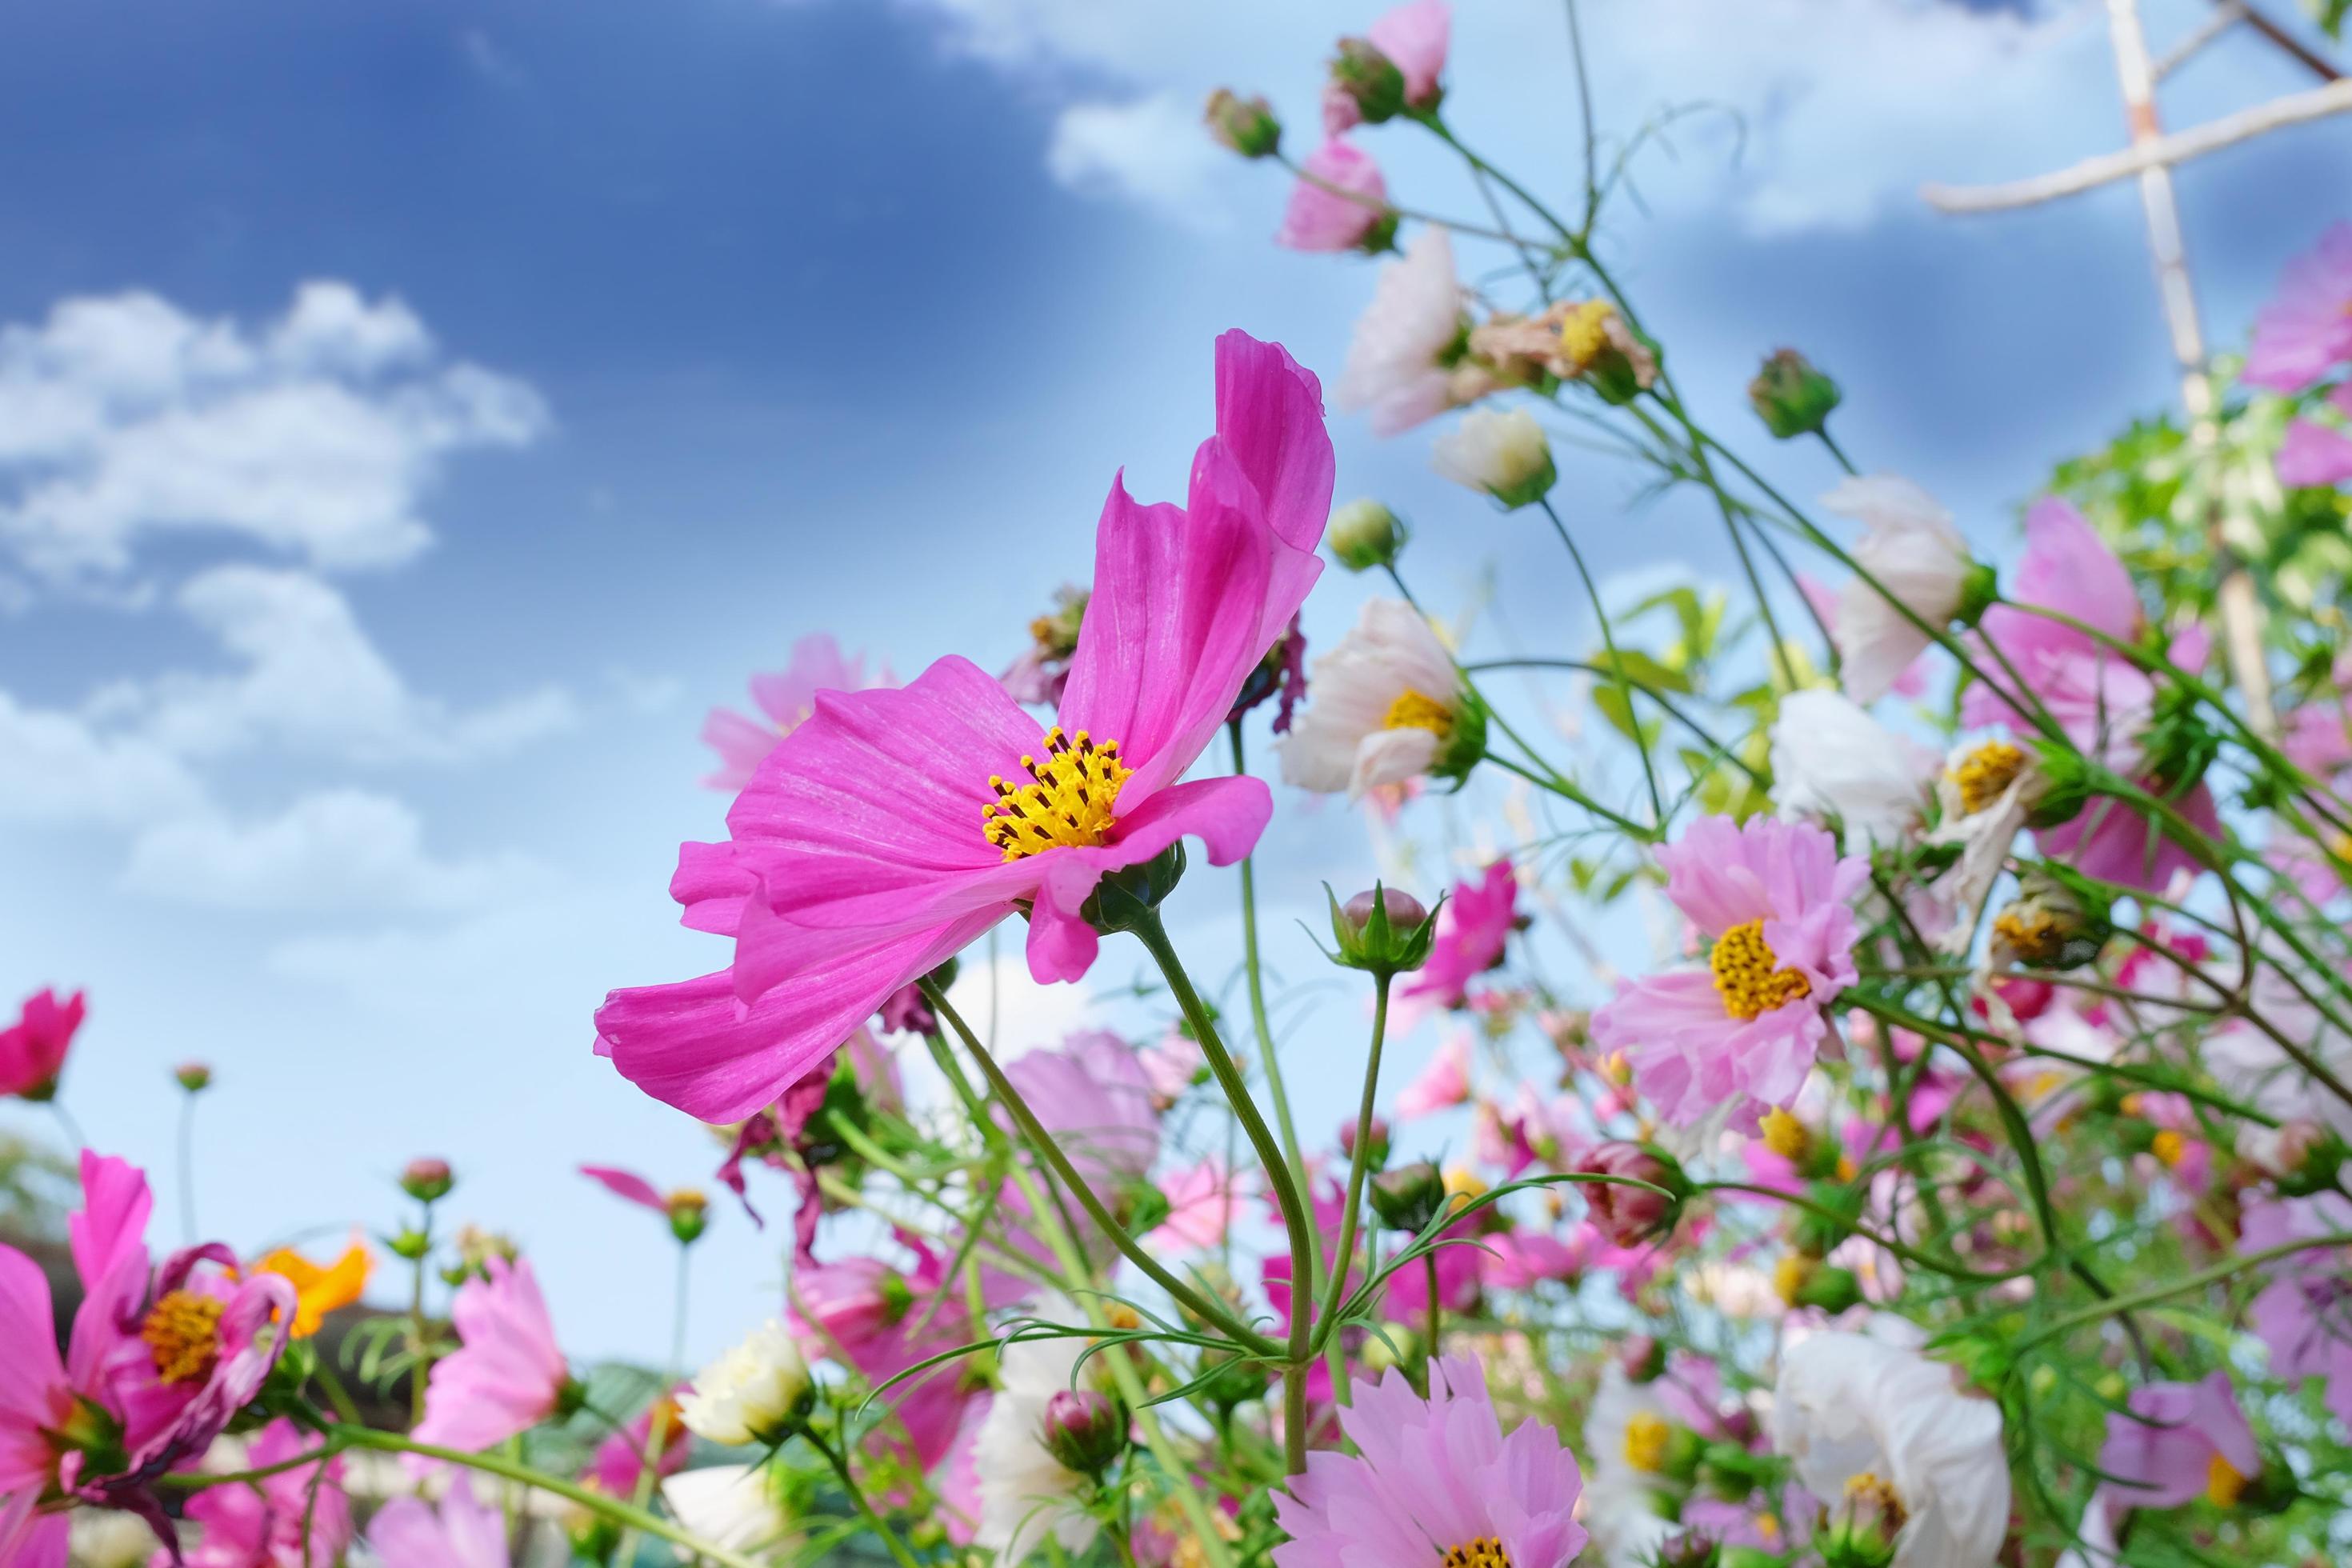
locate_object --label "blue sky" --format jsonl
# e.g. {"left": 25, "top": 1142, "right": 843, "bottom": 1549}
{"left": 2, "top": 0, "right": 2344, "bottom": 1362}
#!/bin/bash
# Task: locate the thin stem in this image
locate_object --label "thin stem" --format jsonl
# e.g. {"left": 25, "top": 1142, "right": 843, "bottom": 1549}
{"left": 1230, "top": 722, "right": 1317, "bottom": 1264}
{"left": 1539, "top": 496, "right": 1664, "bottom": 824}
{"left": 1816, "top": 426, "right": 1858, "bottom": 475}
{"left": 47, "top": 1098, "right": 85, "bottom": 1152}
{"left": 806, "top": 1426, "right": 923, "bottom": 1568}
{"left": 177, "top": 1090, "right": 199, "bottom": 1246}
{"left": 1317, "top": 974, "right": 1394, "bottom": 1331}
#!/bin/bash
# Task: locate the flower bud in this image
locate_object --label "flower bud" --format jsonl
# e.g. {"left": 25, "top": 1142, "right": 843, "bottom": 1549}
{"left": 1327, "top": 498, "right": 1404, "bottom": 572}
{"left": 1326, "top": 882, "right": 1439, "bottom": 976}
{"left": 173, "top": 1062, "right": 213, "bottom": 1094}
{"left": 1988, "top": 866, "right": 2110, "bottom": 971}
{"left": 1039, "top": 1387, "right": 1125, "bottom": 1476}
{"left": 1198, "top": 1348, "right": 1270, "bottom": 1410}
{"left": 679, "top": 1321, "right": 812, "bottom": 1446}
{"left": 666, "top": 1188, "right": 710, "bottom": 1245}
{"left": 400, "top": 1158, "right": 454, "bottom": 1203}
{"left": 1819, "top": 1472, "right": 1906, "bottom": 1568}
{"left": 1369, "top": 1160, "right": 1447, "bottom": 1233}
{"left": 1203, "top": 89, "right": 1282, "bottom": 158}
{"left": 1747, "top": 349, "right": 1842, "bottom": 440}
{"left": 1338, "top": 1114, "right": 1392, "bottom": 1170}
{"left": 388, "top": 1226, "right": 431, "bottom": 1262}
{"left": 2271, "top": 1118, "right": 2347, "bottom": 1198}
{"left": 1431, "top": 408, "right": 1556, "bottom": 510}
{"left": 1653, "top": 1529, "right": 1723, "bottom": 1568}
{"left": 1328, "top": 38, "right": 1406, "bottom": 125}
{"left": 1576, "top": 1142, "right": 1686, "bottom": 1248}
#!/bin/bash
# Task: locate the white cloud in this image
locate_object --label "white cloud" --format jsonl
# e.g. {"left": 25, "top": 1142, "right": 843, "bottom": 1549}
{"left": 94, "top": 563, "right": 577, "bottom": 764}
{"left": 1046, "top": 94, "right": 1234, "bottom": 228}
{"left": 0, "top": 690, "right": 206, "bottom": 826}
{"left": 123, "top": 789, "right": 537, "bottom": 914}
{"left": 899, "top": 0, "right": 2136, "bottom": 236}
{"left": 0, "top": 281, "right": 546, "bottom": 580}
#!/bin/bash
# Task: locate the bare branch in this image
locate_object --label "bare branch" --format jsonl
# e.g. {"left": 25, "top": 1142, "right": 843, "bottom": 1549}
{"left": 2154, "top": 1, "right": 2244, "bottom": 80}
{"left": 1922, "top": 75, "right": 2352, "bottom": 213}
{"left": 2226, "top": 0, "right": 2342, "bottom": 83}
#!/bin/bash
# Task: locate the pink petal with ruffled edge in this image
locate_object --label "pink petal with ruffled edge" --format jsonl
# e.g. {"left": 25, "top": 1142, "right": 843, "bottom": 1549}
{"left": 579, "top": 1166, "right": 666, "bottom": 1214}
{"left": 0, "top": 1246, "right": 70, "bottom": 1494}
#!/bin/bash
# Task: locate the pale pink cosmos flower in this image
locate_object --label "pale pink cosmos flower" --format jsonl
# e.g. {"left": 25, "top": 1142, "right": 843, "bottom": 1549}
{"left": 1274, "top": 1354, "right": 1587, "bottom": 1567}
{"left": 1371, "top": 0, "right": 1451, "bottom": 107}
{"left": 367, "top": 1482, "right": 508, "bottom": 1568}
{"left": 1394, "top": 1031, "right": 1471, "bottom": 1118}
{"left": 1337, "top": 226, "right": 1466, "bottom": 436}
{"left": 1592, "top": 815, "right": 1867, "bottom": 1129}
{"left": 1962, "top": 498, "right": 2222, "bottom": 891}
{"left": 412, "top": 1258, "right": 570, "bottom": 1456}
{"left": 2276, "top": 391, "right": 2352, "bottom": 487}
{"left": 595, "top": 332, "right": 1332, "bottom": 1122}
{"left": 2096, "top": 1371, "right": 2258, "bottom": 1517}
{"left": 1146, "top": 1157, "right": 1248, "bottom": 1252}
{"left": 702, "top": 635, "right": 883, "bottom": 793}
{"left": 2243, "top": 223, "right": 2352, "bottom": 393}
{"left": 1278, "top": 142, "right": 1388, "bottom": 253}
{"left": 579, "top": 1387, "right": 689, "bottom": 1498}
{"left": 0, "top": 986, "right": 85, "bottom": 1100}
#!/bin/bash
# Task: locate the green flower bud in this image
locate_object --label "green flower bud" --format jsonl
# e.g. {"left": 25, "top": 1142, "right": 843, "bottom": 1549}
{"left": 1747, "top": 349, "right": 1842, "bottom": 440}
{"left": 1329, "top": 38, "right": 1406, "bottom": 124}
{"left": 1323, "top": 882, "right": 1440, "bottom": 977}
{"left": 1203, "top": 90, "right": 1282, "bottom": 158}
{"left": 1328, "top": 498, "right": 1404, "bottom": 572}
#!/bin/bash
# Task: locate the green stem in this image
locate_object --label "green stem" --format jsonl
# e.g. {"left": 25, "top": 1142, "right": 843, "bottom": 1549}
{"left": 1230, "top": 722, "right": 1317, "bottom": 1266}
{"left": 806, "top": 1426, "right": 922, "bottom": 1568}
{"left": 1316, "top": 975, "right": 1393, "bottom": 1330}
{"left": 1538, "top": 497, "right": 1664, "bottom": 825}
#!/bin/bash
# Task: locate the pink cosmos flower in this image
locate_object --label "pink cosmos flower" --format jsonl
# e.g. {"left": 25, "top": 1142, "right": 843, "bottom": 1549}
{"left": 1371, "top": 0, "right": 1450, "bottom": 107}
{"left": 178, "top": 1418, "right": 353, "bottom": 1568}
{"left": 579, "top": 1388, "right": 689, "bottom": 1498}
{"left": 367, "top": 1482, "right": 507, "bottom": 1568}
{"left": 2243, "top": 223, "right": 2352, "bottom": 393}
{"left": 596, "top": 331, "right": 1332, "bottom": 1122}
{"left": 1381, "top": 1210, "right": 1483, "bottom": 1320}
{"left": 1278, "top": 142, "right": 1388, "bottom": 253}
{"left": 2098, "top": 1371, "right": 2258, "bottom": 1511}
{"left": 0, "top": 1152, "right": 295, "bottom": 1555}
{"left": 1402, "top": 860, "right": 1516, "bottom": 1010}
{"left": 702, "top": 635, "right": 882, "bottom": 793}
{"left": 998, "top": 1030, "right": 1163, "bottom": 1266}
{"left": 0, "top": 987, "right": 85, "bottom": 1101}
{"left": 578, "top": 1165, "right": 667, "bottom": 1214}
{"left": 2243, "top": 1194, "right": 2352, "bottom": 1428}
{"left": 790, "top": 1236, "right": 1006, "bottom": 1472}
{"left": 1482, "top": 1229, "right": 1586, "bottom": 1290}
{"left": 1593, "top": 815, "right": 1866, "bottom": 1129}
{"left": 411, "top": 1258, "right": 570, "bottom": 1456}
{"left": 1146, "top": 1158, "right": 1247, "bottom": 1252}
{"left": 1962, "top": 498, "right": 2220, "bottom": 892}
{"left": 2277, "top": 415, "right": 2352, "bottom": 489}
{"left": 1273, "top": 1354, "right": 1587, "bottom": 1567}
{"left": 1393, "top": 1032, "right": 1471, "bottom": 1118}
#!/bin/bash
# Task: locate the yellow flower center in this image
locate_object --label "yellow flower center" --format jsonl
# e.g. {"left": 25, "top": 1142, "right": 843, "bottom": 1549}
{"left": 2329, "top": 830, "right": 2352, "bottom": 866}
{"left": 2151, "top": 1129, "right": 2186, "bottom": 1168}
{"left": 142, "top": 1290, "right": 226, "bottom": 1384}
{"left": 981, "top": 727, "right": 1131, "bottom": 862}
{"left": 1990, "top": 907, "right": 2064, "bottom": 965}
{"left": 1441, "top": 1540, "right": 1512, "bottom": 1568}
{"left": 1949, "top": 740, "right": 2027, "bottom": 816}
{"left": 1755, "top": 1513, "right": 1782, "bottom": 1545}
{"left": 1382, "top": 687, "right": 1454, "bottom": 737}
{"left": 1773, "top": 1253, "right": 1815, "bottom": 1305}
{"left": 2206, "top": 1451, "right": 2248, "bottom": 1508}
{"left": 1557, "top": 299, "right": 1617, "bottom": 373}
{"left": 1759, "top": 1107, "right": 1812, "bottom": 1164}
{"left": 1622, "top": 1411, "right": 1671, "bottom": 1473}
{"left": 1710, "top": 918, "right": 1812, "bottom": 1021}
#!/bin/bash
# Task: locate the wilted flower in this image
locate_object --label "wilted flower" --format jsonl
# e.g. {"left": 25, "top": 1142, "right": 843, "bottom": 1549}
{"left": 1279, "top": 597, "right": 1478, "bottom": 798}
{"left": 999, "top": 584, "right": 1088, "bottom": 706}
{"left": 679, "top": 1320, "right": 812, "bottom": 1446}
{"left": 1431, "top": 406, "right": 1555, "bottom": 508}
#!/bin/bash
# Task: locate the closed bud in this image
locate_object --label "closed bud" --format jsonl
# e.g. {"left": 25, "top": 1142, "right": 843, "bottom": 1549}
{"left": 666, "top": 1188, "right": 710, "bottom": 1244}
{"left": 388, "top": 1226, "right": 431, "bottom": 1262}
{"left": 399, "top": 1158, "right": 454, "bottom": 1203}
{"left": 1747, "top": 348, "right": 1842, "bottom": 440}
{"left": 1329, "top": 38, "right": 1407, "bottom": 124}
{"left": 173, "top": 1062, "right": 212, "bottom": 1094}
{"left": 1576, "top": 1142, "right": 1686, "bottom": 1248}
{"left": 1649, "top": 1529, "right": 1722, "bottom": 1568}
{"left": 1328, "top": 498, "right": 1404, "bottom": 572}
{"left": 1039, "top": 1387, "right": 1126, "bottom": 1476}
{"left": 679, "top": 1321, "right": 812, "bottom": 1446}
{"left": 1203, "top": 89, "right": 1282, "bottom": 158}
{"left": 1369, "top": 1160, "right": 1448, "bottom": 1233}
{"left": 2272, "top": 1118, "right": 2347, "bottom": 1198}
{"left": 1432, "top": 408, "right": 1556, "bottom": 510}
{"left": 1338, "top": 1114, "right": 1391, "bottom": 1170}
{"left": 1326, "top": 882, "right": 1440, "bottom": 976}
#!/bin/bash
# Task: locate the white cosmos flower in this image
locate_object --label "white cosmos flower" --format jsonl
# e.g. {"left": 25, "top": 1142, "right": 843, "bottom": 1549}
{"left": 1338, "top": 226, "right": 1466, "bottom": 436}
{"left": 1580, "top": 1366, "right": 1682, "bottom": 1566}
{"left": 1278, "top": 597, "right": 1458, "bottom": 798}
{"left": 1430, "top": 406, "right": 1555, "bottom": 509}
{"left": 1926, "top": 735, "right": 2041, "bottom": 954}
{"left": 664, "top": 1465, "right": 794, "bottom": 1558}
{"left": 1770, "top": 689, "right": 1940, "bottom": 847}
{"left": 974, "top": 1317, "right": 1097, "bottom": 1564}
{"left": 678, "top": 1320, "right": 809, "bottom": 1446}
{"left": 1823, "top": 475, "right": 1975, "bottom": 705}
{"left": 1770, "top": 1316, "right": 2010, "bottom": 1568}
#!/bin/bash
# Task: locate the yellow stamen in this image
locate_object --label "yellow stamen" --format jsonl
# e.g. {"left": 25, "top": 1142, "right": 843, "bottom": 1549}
{"left": 980, "top": 727, "right": 1131, "bottom": 862}
{"left": 2206, "top": 1451, "right": 2248, "bottom": 1508}
{"left": 1622, "top": 1411, "right": 1671, "bottom": 1473}
{"left": 1834, "top": 1153, "right": 1859, "bottom": 1182}
{"left": 142, "top": 1290, "right": 226, "bottom": 1383}
{"left": 1991, "top": 907, "right": 2064, "bottom": 965}
{"left": 2151, "top": 1129, "right": 2186, "bottom": 1168}
{"left": 1759, "top": 1106, "right": 1812, "bottom": 1164}
{"left": 1382, "top": 687, "right": 1454, "bottom": 737}
{"left": 1710, "top": 918, "right": 1812, "bottom": 1020}
{"left": 1441, "top": 1539, "right": 1513, "bottom": 1568}
{"left": 1755, "top": 1513, "right": 1782, "bottom": 1545}
{"left": 1557, "top": 299, "right": 1618, "bottom": 373}
{"left": 1845, "top": 1471, "right": 1910, "bottom": 1531}
{"left": 1773, "top": 1253, "right": 1815, "bottom": 1306}
{"left": 1949, "top": 740, "right": 2027, "bottom": 816}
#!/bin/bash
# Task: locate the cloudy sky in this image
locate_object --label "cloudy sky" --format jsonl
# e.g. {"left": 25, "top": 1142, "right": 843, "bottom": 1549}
{"left": 2, "top": 0, "right": 2343, "bottom": 1362}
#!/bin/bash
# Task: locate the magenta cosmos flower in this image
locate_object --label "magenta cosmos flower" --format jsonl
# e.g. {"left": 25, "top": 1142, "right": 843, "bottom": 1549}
{"left": 596, "top": 331, "right": 1332, "bottom": 1122}
{"left": 0, "top": 986, "right": 85, "bottom": 1100}
{"left": 1274, "top": 1354, "right": 1587, "bottom": 1568}
{"left": 702, "top": 634, "right": 884, "bottom": 793}
{"left": 1961, "top": 498, "right": 2221, "bottom": 891}
{"left": 0, "top": 1152, "right": 295, "bottom": 1555}
{"left": 412, "top": 1257, "right": 570, "bottom": 1455}
{"left": 2244, "top": 223, "right": 2352, "bottom": 393}
{"left": 1402, "top": 859, "right": 1516, "bottom": 1010}
{"left": 179, "top": 1418, "right": 354, "bottom": 1568}
{"left": 1593, "top": 815, "right": 1866, "bottom": 1129}
{"left": 1278, "top": 142, "right": 1389, "bottom": 253}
